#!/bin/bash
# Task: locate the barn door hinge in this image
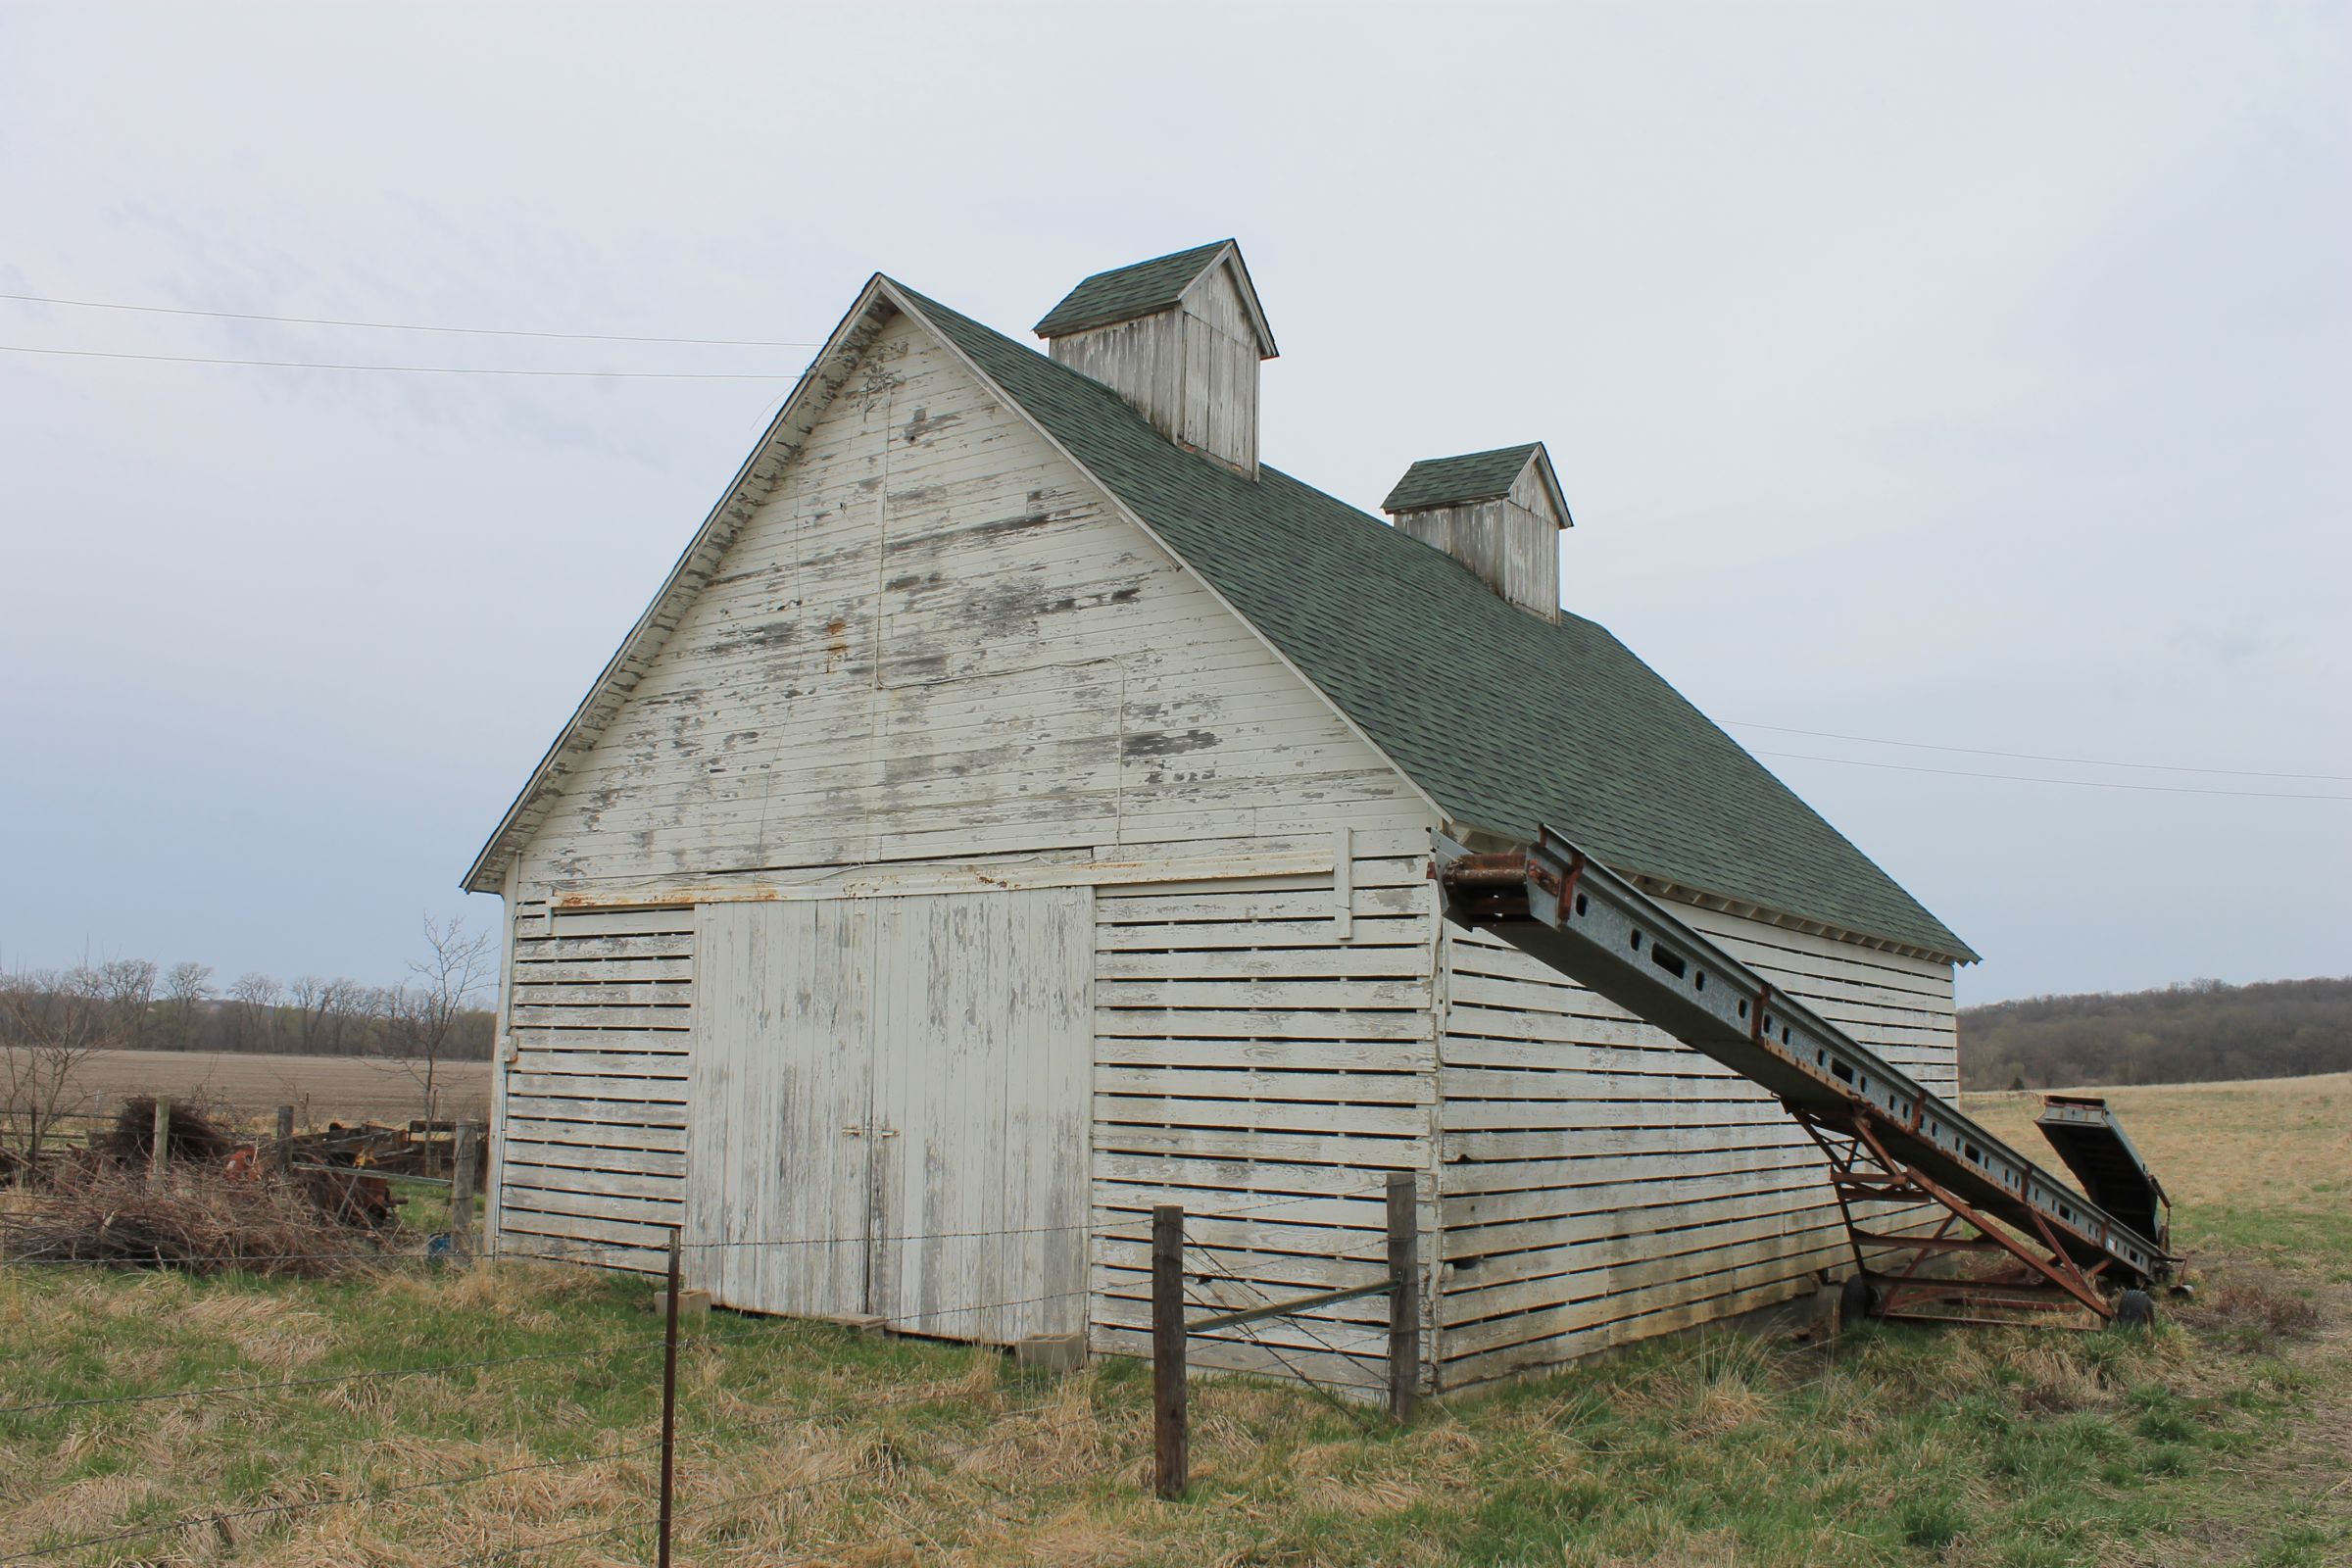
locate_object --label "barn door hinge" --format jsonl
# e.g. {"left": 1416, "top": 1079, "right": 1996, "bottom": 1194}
{"left": 840, "top": 1124, "right": 900, "bottom": 1139}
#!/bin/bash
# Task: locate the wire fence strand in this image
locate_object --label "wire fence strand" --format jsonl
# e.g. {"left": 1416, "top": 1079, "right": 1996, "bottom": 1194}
{"left": 7, "top": 1211, "right": 1407, "bottom": 1563}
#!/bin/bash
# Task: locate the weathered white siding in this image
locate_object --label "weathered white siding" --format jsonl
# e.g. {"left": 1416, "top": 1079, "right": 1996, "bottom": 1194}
{"left": 1433, "top": 906, "right": 1956, "bottom": 1390}
{"left": 1047, "top": 259, "right": 1263, "bottom": 475}
{"left": 1389, "top": 456, "right": 1564, "bottom": 621}
{"left": 1085, "top": 828, "right": 1440, "bottom": 1393}
{"left": 493, "top": 900, "right": 695, "bottom": 1273}
{"left": 686, "top": 888, "right": 1093, "bottom": 1344}
{"left": 496, "top": 309, "right": 1436, "bottom": 1327}
{"left": 513, "top": 311, "right": 1416, "bottom": 897}
{"left": 486, "top": 298, "right": 1959, "bottom": 1386}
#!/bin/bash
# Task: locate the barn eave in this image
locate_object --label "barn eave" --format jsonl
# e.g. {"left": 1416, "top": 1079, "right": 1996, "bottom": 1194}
{"left": 460, "top": 277, "right": 904, "bottom": 896}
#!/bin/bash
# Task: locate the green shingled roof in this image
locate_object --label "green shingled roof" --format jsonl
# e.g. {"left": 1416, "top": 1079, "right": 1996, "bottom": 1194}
{"left": 899, "top": 282, "right": 1974, "bottom": 961}
{"left": 1034, "top": 240, "right": 1237, "bottom": 338}
{"left": 1384, "top": 445, "right": 1547, "bottom": 512}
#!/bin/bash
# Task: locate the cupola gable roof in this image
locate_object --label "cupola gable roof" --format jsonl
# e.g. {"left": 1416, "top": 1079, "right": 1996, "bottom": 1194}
{"left": 1385, "top": 443, "right": 1571, "bottom": 527}
{"left": 1034, "top": 239, "right": 1277, "bottom": 356}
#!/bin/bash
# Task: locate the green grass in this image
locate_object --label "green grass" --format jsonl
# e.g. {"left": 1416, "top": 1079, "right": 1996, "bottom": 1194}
{"left": 3, "top": 1077, "right": 2347, "bottom": 1565}
{"left": 3, "top": 1258, "right": 2338, "bottom": 1566}
{"left": 2182, "top": 1205, "right": 2352, "bottom": 1281}
{"left": 388, "top": 1175, "right": 479, "bottom": 1237}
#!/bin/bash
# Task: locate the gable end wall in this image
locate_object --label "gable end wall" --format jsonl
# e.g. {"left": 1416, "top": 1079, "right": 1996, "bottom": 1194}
{"left": 491, "top": 313, "right": 1446, "bottom": 1343}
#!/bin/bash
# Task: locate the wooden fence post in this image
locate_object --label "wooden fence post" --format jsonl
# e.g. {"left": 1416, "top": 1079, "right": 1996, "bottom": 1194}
{"left": 148, "top": 1097, "right": 172, "bottom": 1188}
{"left": 274, "top": 1105, "right": 295, "bottom": 1177}
{"left": 657, "top": 1226, "right": 682, "bottom": 1568}
{"left": 1152, "top": 1203, "right": 1188, "bottom": 1499}
{"left": 450, "top": 1123, "right": 481, "bottom": 1259}
{"left": 1387, "top": 1172, "right": 1418, "bottom": 1423}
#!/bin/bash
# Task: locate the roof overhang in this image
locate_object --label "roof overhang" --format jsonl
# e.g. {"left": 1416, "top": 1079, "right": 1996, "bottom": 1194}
{"left": 1521, "top": 444, "right": 1573, "bottom": 531}
{"left": 463, "top": 268, "right": 1412, "bottom": 895}
{"left": 1440, "top": 817, "right": 1976, "bottom": 966}
{"left": 460, "top": 276, "right": 903, "bottom": 895}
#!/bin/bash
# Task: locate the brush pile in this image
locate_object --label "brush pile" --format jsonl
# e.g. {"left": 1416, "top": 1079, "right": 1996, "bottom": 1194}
{"left": 0, "top": 1166, "right": 375, "bottom": 1277}
{"left": 90, "top": 1095, "right": 240, "bottom": 1166}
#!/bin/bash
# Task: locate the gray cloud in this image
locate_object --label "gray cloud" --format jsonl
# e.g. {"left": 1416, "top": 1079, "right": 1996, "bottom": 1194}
{"left": 1, "top": 2, "right": 2343, "bottom": 1000}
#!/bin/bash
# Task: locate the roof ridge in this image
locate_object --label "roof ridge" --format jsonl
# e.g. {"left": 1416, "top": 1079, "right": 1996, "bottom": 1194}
{"left": 894, "top": 278, "right": 1973, "bottom": 962}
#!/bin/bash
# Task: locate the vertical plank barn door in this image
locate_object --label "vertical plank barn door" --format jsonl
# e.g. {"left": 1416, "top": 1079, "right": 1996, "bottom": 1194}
{"left": 867, "top": 888, "right": 1093, "bottom": 1344}
{"left": 686, "top": 901, "right": 874, "bottom": 1318}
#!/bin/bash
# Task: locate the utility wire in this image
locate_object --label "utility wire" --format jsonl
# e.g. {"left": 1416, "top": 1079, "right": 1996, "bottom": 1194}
{"left": 1729, "top": 720, "right": 2350, "bottom": 783}
{"left": 1751, "top": 749, "right": 2349, "bottom": 802}
{"left": 0, "top": 342, "right": 805, "bottom": 379}
{"left": 0, "top": 289, "right": 819, "bottom": 348}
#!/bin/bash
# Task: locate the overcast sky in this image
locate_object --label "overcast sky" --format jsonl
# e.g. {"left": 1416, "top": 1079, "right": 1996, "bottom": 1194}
{"left": 1, "top": 3, "right": 2344, "bottom": 1004}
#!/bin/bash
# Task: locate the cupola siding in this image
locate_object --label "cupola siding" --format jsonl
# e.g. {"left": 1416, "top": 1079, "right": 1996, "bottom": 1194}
{"left": 1385, "top": 444, "right": 1572, "bottom": 621}
{"left": 1038, "top": 241, "right": 1276, "bottom": 477}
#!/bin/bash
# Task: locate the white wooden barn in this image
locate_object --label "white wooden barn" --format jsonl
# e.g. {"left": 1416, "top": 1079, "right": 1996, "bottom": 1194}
{"left": 463, "top": 240, "right": 1975, "bottom": 1395}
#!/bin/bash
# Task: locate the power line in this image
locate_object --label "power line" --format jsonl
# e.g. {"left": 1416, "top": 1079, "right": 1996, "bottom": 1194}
{"left": 0, "top": 342, "right": 805, "bottom": 379}
{"left": 0, "top": 290, "right": 819, "bottom": 349}
{"left": 1729, "top": 720, "right": 2350, "bottom": 783}
{"left": 1751, "top": 749, "right": 2349, "bottom": 802}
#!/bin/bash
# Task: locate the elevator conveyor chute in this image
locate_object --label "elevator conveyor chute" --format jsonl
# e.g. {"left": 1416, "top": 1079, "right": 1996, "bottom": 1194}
{"left": 2034, "top": 1095, "right": 2170, "bottom": 1253}
{"left": 1435, "top": 827, "right": 2175, "bottom": 1326}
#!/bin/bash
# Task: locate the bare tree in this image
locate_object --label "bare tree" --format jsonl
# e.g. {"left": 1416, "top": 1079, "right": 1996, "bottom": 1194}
{"left": 94, "top": 957, "right": 158, "bottom": 1051}
{"left": 227, "top": 971, "right": 283, "bottom": 1052}
{"left": 287, "top": 976, "right": 329, "bottom": 1052}
{"left": 159, "top": 960, "right": 215, "bottom": 1051}
{"left": 380, "top": 914, "right": 497, "bottom": 1127}
{"left": 289, "top": 975, "right": 367, "bottom": 1055}
{"left": 0, "top": 966, "right": 110, "bottom": 1176}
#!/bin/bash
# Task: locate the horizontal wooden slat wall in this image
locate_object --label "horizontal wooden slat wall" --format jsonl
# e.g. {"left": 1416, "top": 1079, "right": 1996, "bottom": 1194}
{"left": 493, "top": 900, "right": 694, "bottom": 1274}
{"left": 1435, "top": 906, "right": 1957, "bottom": 1392}
{"left": 1087, "top": 831, "right": 1441, "bottom": 1396}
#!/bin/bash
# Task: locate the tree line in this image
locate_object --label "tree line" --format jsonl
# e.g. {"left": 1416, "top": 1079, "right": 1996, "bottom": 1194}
{"left": 0, "top": 917, "right": 496, "bottom": 1064}
{"left": 1957, "top": 975, "right": 2352, "bottom": 1091}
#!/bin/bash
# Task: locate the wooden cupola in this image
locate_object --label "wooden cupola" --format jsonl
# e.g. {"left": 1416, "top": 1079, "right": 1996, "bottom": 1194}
{"left": 1383, "top": 443, "right": 1572, "bottom": 622}
{"left": 1035, "top": 239, "right": 1278, "bottom": 478}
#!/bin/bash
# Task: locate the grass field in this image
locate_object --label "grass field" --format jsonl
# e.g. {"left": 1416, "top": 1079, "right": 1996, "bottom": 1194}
{"left": 2, "top": 1075, "right": 2345, "bottom": 1566}
{"left": 4, "top": 1047, "right": 492, "bottom": 1125}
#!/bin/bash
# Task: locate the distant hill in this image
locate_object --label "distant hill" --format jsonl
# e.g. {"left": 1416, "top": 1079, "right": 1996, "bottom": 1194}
{"left": 1958, "top": 975, "right": 2352, "bottom": 1090}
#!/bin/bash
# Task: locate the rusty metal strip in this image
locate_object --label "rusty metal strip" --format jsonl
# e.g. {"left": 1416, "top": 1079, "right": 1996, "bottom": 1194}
{"left": 1847, "top": 1115, "right": 2113, "bottom": 1321}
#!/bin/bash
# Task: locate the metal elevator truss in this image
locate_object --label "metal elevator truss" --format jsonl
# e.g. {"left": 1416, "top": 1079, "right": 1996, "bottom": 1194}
{"left": 1435, "top": 827, "right": 2175, "bottom": 1325}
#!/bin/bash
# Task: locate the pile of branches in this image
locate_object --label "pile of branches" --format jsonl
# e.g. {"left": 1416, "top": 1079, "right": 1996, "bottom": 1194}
{"left": 0, "top": 1167, "right": 378, "bottom": 1277}
{"left": 89, "top": 1096, "right": 240, "bottom": 1166}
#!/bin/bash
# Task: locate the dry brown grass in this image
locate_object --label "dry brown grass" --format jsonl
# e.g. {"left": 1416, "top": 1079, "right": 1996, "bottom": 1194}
{"left": 5, "top": 1075, "right": 2347, "bottom": 1566}
{"left": 0, "top": 1169, "right": 380, "bottom": 1275}
{"left": 2193, "top": 1279, "right": 2326, "bottom": 1338}
{"left": 1961, "top": 1070, "right": 2352, "bottom": 1222}
{"left": 4, "top": 1046, "right": 491, "bottom": 1124}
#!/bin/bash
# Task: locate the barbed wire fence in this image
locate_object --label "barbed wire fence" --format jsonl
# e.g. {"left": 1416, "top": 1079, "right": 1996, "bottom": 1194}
{"left": 0, "top": 1116, "right": 1430, "bottom": 1564}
